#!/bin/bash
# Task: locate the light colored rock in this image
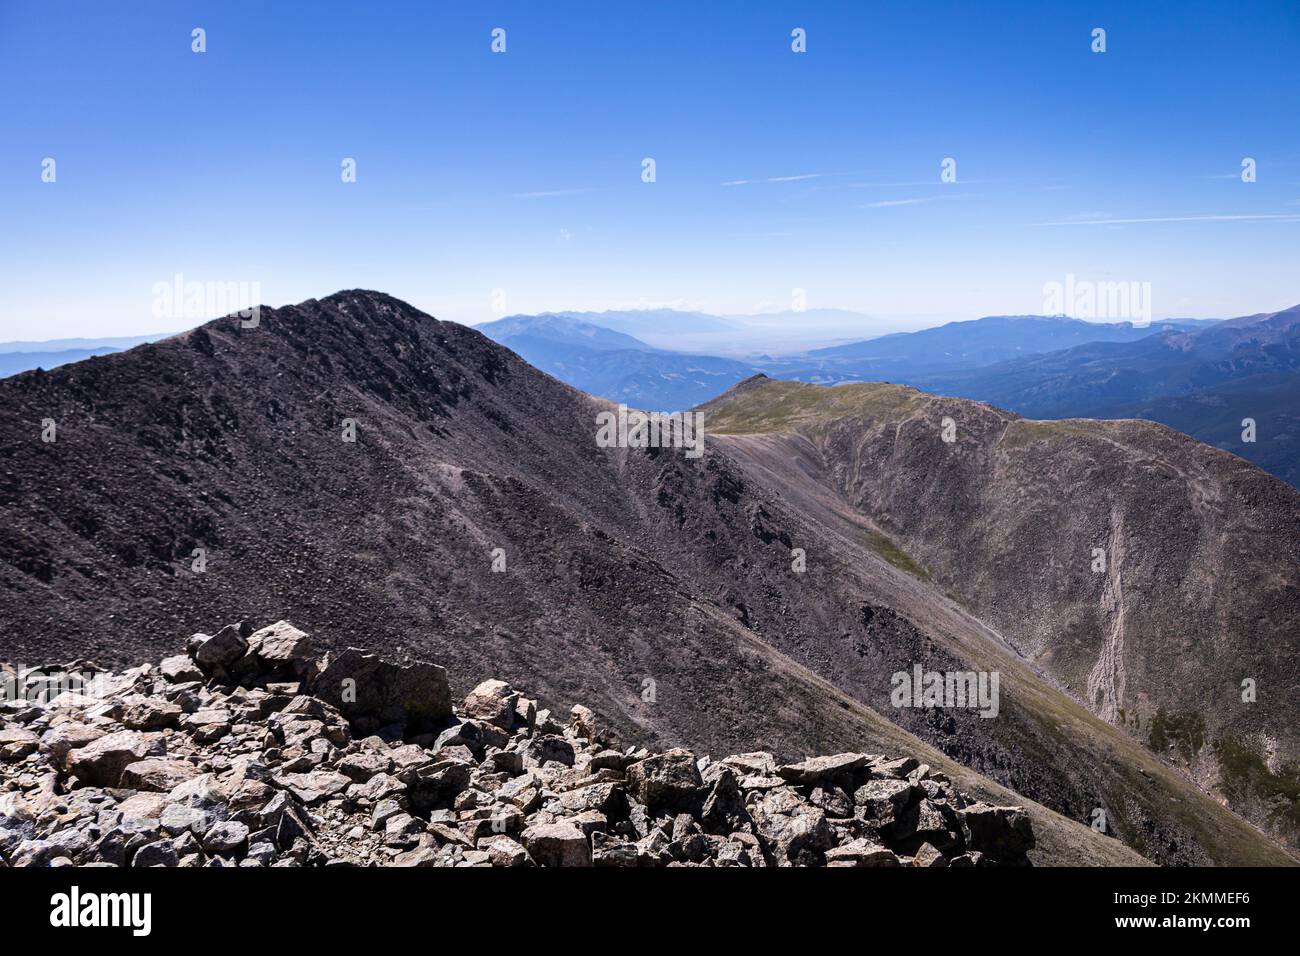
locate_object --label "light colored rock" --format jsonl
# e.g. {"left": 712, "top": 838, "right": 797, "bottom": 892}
{"left": 520, "top": 822, "right": 591, "bottom": 867}
{"left": 66, "top": 730, "right": 165, "bottom": 787}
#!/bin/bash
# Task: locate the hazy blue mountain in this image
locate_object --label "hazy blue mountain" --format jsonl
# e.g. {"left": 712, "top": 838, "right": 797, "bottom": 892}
{"left": 476, "top": 313, "right": 758, "bottom": 411}
{"left": 479, "top": 307, "right": 888, "bottom": 356}
{"left": 0, "top": 347, "right": 122, "bottom": 377}
{"left": 0, "top": 333, "right": 168, "bottom": 353}
{"left": 0, "top": 333, "right": 174, "bottom": 378}
{"left": 478, "top": 314, "right": 655, "bottom": 352}
{"left": 516, "top": 309, "right": 740, "bottom": 345}
{"left": 914, "top": 304, "right": 1300, "bottom": 485}
{"left": 787, "top": 314, "right": 1216, "bottom": 376}
{"left": 919, "top": 306, "right": 1299, "bottom": 415}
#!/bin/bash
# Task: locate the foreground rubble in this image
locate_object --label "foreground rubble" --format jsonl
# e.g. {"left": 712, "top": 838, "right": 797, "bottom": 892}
{"left": 0, "top": 621, "right": 1035, "bottom": 867}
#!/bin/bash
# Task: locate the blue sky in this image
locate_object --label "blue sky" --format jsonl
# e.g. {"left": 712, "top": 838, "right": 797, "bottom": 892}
{"left": 1, "top": 0, "right": 1298, "bottom": 339}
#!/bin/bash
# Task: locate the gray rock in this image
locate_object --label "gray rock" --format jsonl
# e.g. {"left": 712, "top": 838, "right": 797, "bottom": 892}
{"left": 961, "top": 803, "right": 1035, "bottom": 862}
{"left": 160, "top": 654, "right": 203, "bottom": 683}
{"left": 461, "top": 679, "right": 519, "bottom": 728}
{"left": 824, "top": 838, "right": 900, "bottom": 867}
{"left": 776, "top": 753, "right": 868, "bottom": 786}
{"left": 913, "top": 842, "right": 949, "bottom": 867}
{"left": 249, "top": 621, "right": 314, "bottom": 670}
{"left": 202, "top": 820, "right": 250, "bottom": 856}
{"left": 0, "top": 727, "right": 39, "bottom": 761}
{"left": 520, "top": 822, "right": 591, "bottom": 867}
{"left": 482, "top": 834, "right": 530, "bottom": 867}
{"left": 383, "top": 813, "right": 425, "bottom": 849}
{"left": 521, "top": 734, "right": 576, "bottom": 767}
{"left": 853, "top": 778, "right": 916, "bottom": 820}
{"left": 121, "top": 698, "right": 183, "bottom": 730}
{"left": 193, "top": 623, "right": 251, "bottom": 672}
{"left": 750, "top": 788, "right": 835, "bottom": 866}
{"left": 626, "top": 748, "right": 703, "bottom": 810}
{"left": 66, "top": 730, "right": 165, "bottom": 788}
{"left": 132, "top": 839, "right": 180, "bottom": 867}
{"left": 121, "top": 758, "right": 200, "bottom": 793}
{"left": 313, "top": 647, "right": 452, "bottom": 733}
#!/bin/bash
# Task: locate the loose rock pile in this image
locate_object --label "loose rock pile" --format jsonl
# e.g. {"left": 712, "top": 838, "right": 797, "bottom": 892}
{"left": 0, "top": 621, "right": 1035, "bottom": 867}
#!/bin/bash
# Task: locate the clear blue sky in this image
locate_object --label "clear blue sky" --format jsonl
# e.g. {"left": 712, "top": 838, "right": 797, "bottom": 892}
{"left": 2, "top": 0, "right": 1298, "bottom": 338}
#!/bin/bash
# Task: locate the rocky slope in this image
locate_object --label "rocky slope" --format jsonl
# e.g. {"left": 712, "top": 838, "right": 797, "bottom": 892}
{"left": 0, "top": 291, "right": 1291, "bottom": 865}
{"left": 1, "top": 621, "right": 1039, "bottom": 868}
{"left": 699, "top": 375, "right": 1300, "bottom": 852}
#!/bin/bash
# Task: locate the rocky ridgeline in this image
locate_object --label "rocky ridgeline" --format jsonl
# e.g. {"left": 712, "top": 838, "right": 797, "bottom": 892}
{"left": 0, "top": 621, "right": 1035, "bottom": 868}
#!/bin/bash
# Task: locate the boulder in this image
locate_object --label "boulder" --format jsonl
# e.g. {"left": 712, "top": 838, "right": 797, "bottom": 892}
{"left": 159, "top": 655, "right": 203, "bottom": 684}
{"left": 824, "top": 838, "right": 900, "bottom": 867}
{"left": 626, "top": 748, "right": 703, "bottom": 810}
{"left": 776, "top": 753, "right": 867, "bottom": 786}
{"left": 313, "top": 648, "right": 451, "bottom": 733}
{"left": 568, "top": 704, "right": 618, "bottom": 748}
{"left": 132, "top": 839, "right": 180, "bottom": 868}
{"left": 461, "top": 679, "right": 518, "bottom": 728}
{"left": 482, "top": 835, "right": 529, "bottom": 867}
{"left": 0, "top": 727, "right": 38, "bottom": 761}
{"left": 249, "top": 621, "right": 314, "bottom": 672}
{"left": 66, "top": 730, "right": 165, "bottom": 787}
{"left": 750, "top": 788, "right": 835, "bottom": 866}
{"left": 961, "top": 803, "right": 1035, "bottom": 862}
{"left": 121, "top": 759, "right": 201, "bottom": 793}
{"left": 521, "top": 734, "right": 576, "bottom": 767}
{"left": 202, "top": 821, "right": 250, "bottom": 856}
{"left": 520, "top": 822, "right": 591, "bottom": 867}
{"left": 192, "top": 623, "right": 251, "bottom": 672}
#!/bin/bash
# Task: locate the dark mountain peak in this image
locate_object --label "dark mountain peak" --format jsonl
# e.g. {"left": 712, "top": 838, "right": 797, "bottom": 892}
{"left": 729, "top": 371, "right": 771, "bottom": 389}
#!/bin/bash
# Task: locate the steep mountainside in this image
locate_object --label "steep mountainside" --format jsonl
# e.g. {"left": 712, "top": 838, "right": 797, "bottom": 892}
{"left": 0, "top": 292, "right": 1292, "bottom": 865}
{"left": 699, "top": 376, "right": 1300, "bottom": 851}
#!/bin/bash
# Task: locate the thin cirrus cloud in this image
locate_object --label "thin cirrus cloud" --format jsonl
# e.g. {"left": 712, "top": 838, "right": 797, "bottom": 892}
{"left": 860, "top": 196, "right": 941, "bottom": 209}
{"left": 720, "top": 173, "right": 823, "bottom": 186}
{"left": 859, "top": 193, "right": 971, "bottom": 209}
{"left": 508, "top": 187, "right": 608, "bottom": 199}
{"left": 1039, "top": 213, "right": 1300, "bottom": 225}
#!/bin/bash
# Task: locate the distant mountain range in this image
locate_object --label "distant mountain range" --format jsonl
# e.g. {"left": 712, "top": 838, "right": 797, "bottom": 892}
{"left": 477, "top": 306, "right": 1300, "bottom": 488}
{"left": 795, "top": 315, "right": 1218, "bottom": 370}
{"left": 476, "top": 314, "right": 761, "bottom": 411}
{"left": 4, "top": 290, "right": 1297, "bottom": 864}
{"left": 912, "top": 305, "right": 1300, "bottom": 486}
{"left": 0, "top": 333, "right": 172, "bottom": 377}
{"left": 12, "top": 305, "right": 1300, "bottom": 486}
{"left": 478, "top": 307, "right": 900, "bottom": 357}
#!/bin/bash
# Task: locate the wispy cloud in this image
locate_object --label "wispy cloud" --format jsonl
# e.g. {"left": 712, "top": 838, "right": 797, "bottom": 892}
{"left": 509, "top": 187, "right": 605, "bottom": 199}
{"left": 848, "top": 179, "right": 990, "bottom": 188}
{"left": 721, "top": 173, "right": 822, "bottom": 186}
{"left": 859, "top": 193, "right": 970, "bottom": 210}
{"left": 861, "top": 197, "right": 935, "bottom": 208}
{"left": 1039, "top": 213, "right": 1300, "bottom": 225}
{"left": 849, "top": 180, "right": 949, "bottom": 188}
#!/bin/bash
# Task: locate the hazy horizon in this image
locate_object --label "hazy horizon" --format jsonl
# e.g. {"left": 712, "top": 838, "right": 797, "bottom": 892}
{"left": 0, "top": 295, "right": 1259, "bottom": 361}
